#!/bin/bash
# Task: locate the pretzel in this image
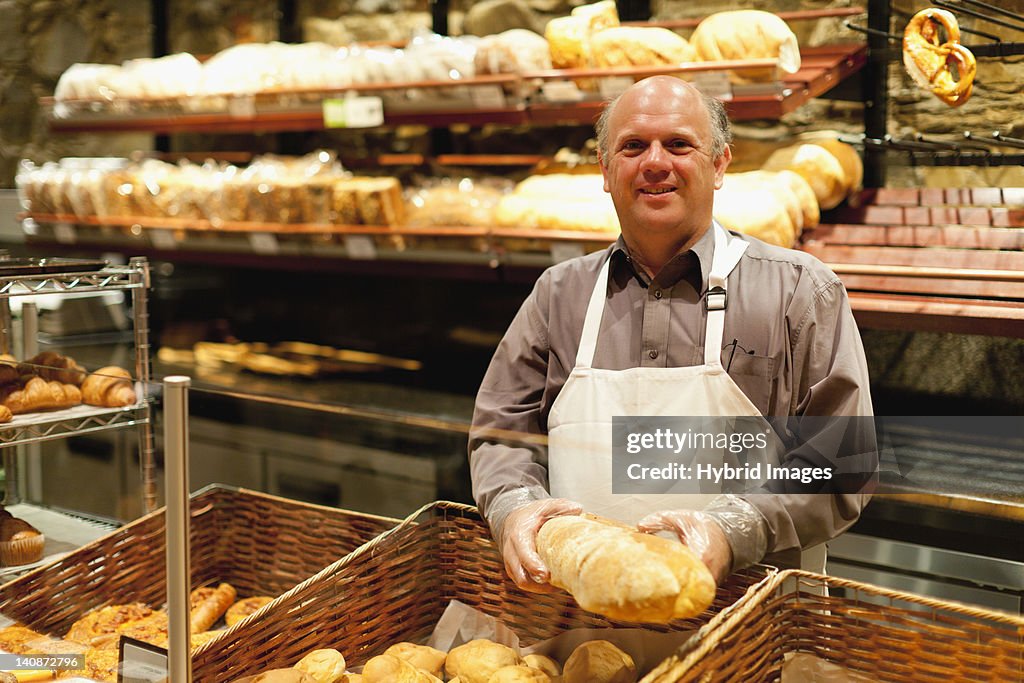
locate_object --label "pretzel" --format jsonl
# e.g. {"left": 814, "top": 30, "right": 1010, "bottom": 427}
{"left": 902, "top": 8, "right": 976, "bottom": 107}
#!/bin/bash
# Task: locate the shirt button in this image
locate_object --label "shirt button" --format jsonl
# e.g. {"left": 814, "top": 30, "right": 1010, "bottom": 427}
{"left": 648, "top": 349, "right": 659, "bottom": 360}
{"left": 653, "top": 289, "right": 663, "bottom": 299}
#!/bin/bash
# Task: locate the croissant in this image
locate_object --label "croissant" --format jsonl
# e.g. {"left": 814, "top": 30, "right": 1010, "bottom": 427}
{"left": 0, "top": 405, "right": 11, "bottom": 424}
{"left": 1, "top": 376, "right": 82, "bottom": 414}
{"left": 903, "top": 8, "right": 976, "bottom": 107}
{"left": 0, "top": 355, "right": 21, "bottom": 385}
{"left": 81, "top": 366, "right": 137, "bottom": 407}
{"left": 22, "top": 351, "right": 88, "bottom": 386}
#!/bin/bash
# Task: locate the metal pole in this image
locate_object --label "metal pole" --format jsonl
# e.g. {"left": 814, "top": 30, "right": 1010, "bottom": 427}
{"left": 131, "top": 257, "right": 158, "bottom": 513}
{"left": 21, "top": 303, "right": 41, "bottom": 503}
{"left": 164, "top": 375, "right": 192, "bottom": 683}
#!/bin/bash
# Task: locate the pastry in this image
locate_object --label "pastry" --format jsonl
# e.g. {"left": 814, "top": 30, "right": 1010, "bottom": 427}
{"left": 445, "top": 640, "right": 522, "bottom": 683}
{"left": 562, "top": 640, "right": 636, "bottom": 683}
{"left": 225, "top": 596, "right": 274, "bottom": 626}
{"left": 1, "top": 377, "right": 82, "bottom": 414}
{"left": 190, "top": 582, "right": 237, "bottom": 632}
{"left": 0, "top": 516, "right": 45, "bottom": 566}
{"left": 903, "top": 8, "right": 976, "bottom": 107}
{"left": 80, "top": 366, "right": 137, "bottom": 408}
{"left": 294, "top": 648, "right": 347, "bottom": 682}
{"left": 66, "top": 603, "right": 156, "bottom": 647}
{"left": 22, "top": 352, "right": 87, "bottom": 386}
{"left": 536, "top": 514, "right": 716, "bottom": 623}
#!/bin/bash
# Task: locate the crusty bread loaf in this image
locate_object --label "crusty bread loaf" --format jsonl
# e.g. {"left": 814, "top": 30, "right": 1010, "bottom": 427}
{"left": 536, "top": 514, "right": 715, "bottom": 623}
{"left": 715, "top": 181, "right": 799, "bottom": 248}
{"left": 689, "top": 10, "right": 800, "bottom": 83}
{"left": 762, "top": 143, "right": 848, "bottom": 210}
{"left": 591, "top": 27, "right": 694, "bottom": 68}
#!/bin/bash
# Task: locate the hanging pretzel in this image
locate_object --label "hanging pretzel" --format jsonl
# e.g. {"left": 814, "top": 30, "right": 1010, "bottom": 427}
{"left": 902, "top": 8, "right": 977, "bottom": 107}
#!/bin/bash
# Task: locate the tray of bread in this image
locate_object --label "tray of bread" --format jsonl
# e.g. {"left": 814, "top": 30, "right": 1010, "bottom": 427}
{"left": 188, "top": 501, "right": 775, "bottom": 681}
{"left": 0, "top": 486, "right": 399, "bottom": 682}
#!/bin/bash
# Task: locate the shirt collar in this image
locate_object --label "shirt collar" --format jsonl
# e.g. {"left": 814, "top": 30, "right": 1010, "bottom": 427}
{"left": 611, "top": 224, "right": 716, "bottom": 292}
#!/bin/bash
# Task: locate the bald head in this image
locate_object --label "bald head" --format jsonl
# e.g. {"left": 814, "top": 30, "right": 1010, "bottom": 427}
{"left": 595, "top": 76, "right": 732, "bottom": 161}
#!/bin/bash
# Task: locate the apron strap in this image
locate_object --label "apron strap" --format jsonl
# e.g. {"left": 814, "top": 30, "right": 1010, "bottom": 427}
{"left": 704, "top": 223, "right": 749, "bottom": 365}
{"left": 576, "top": 255, "right": 612, "bottom": 369}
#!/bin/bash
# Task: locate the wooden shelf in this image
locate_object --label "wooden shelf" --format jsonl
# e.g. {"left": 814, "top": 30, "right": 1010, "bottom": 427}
{"left": 44, "top": 45, "right": 867, "bottom": 134}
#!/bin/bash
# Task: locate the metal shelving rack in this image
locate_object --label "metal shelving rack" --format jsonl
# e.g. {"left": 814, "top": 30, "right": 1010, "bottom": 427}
{"left": 0, "top": 256, "right": 157, "bottom": 514}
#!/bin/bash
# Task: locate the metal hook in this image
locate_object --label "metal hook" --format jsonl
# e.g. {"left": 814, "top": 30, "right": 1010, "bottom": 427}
{"left": 843, "top": 20, "right": 902, "bottom": 43}
{"left": 932, "top": 0, "right": 1024, "bottom": 34}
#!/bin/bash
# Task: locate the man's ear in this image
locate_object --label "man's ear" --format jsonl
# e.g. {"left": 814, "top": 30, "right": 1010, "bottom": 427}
{"left": 598, "top": 150, "right": 611, "bottom": 193}
{"left": 713, "top": 146, "right": 732, "bottom": 190}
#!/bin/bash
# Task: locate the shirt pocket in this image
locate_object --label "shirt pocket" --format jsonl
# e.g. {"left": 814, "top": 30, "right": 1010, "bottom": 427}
{"left": 725, "top": 352, "right": 776, "bottom": 415}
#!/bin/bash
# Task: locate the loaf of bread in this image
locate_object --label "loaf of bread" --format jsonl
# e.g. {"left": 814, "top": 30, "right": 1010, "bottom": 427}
{"left": 81, "top": 366, "right": 137, "bottom": 408}
{"left": 903, "top": 8, "right": 975, "bottom": 107}
{"left": 1, "top": 377, "right": 82, "bottom": 414}
{"left": 536, "top": 514, "right": 715, "bottom": 622}
{"left": 689, "top": 10, "right": 800, "bottom": 83}
{"left": 294, "top": 648, "right": 347, "bottom": 682}
{"left": 445, "top": 640, "right": 522, "bottom": 683}
{"left": 591, "top": 27, "right": 694, "bottom": 68}
{"left": 475, "top": 29, "right": 552, "bottom": 75}
{"left": 715, "top": 170, "right": 814, "bottom": 247}
{"left": 545, "top": 0, "right": 619, "bottom": 70}
{"left": 562, "top": 640, "right": 636, "bottom": 683}
{"left": 804, "top": 137, "right": 864, "bottom": 199}
{"left": 762, "top": 143, "right": 848, "bottom": 210}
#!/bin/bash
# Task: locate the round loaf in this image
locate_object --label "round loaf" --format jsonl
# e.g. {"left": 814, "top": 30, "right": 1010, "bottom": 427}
{"left": 295, "top": 648, "right": 346, "bottom": 682}
{"left": 690, "top": 10, "right": 800, "bottom": 82}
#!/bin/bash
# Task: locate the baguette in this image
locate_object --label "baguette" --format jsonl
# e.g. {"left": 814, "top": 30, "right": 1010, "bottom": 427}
{"left": 536, "top": 514, "right": 715, "bottom": 623}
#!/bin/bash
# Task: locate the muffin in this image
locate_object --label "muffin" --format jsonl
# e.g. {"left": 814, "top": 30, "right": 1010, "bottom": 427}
{"left": 0, "top": 515, "right": 45, "bottom": 566}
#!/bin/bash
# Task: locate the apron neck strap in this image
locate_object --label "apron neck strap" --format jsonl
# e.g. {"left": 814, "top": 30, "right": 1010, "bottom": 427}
{"left": 704, "top": 222, "right": 749, "bottom": 365}
{"left": 576, "top": 254, "right": 612, "bottom": 369}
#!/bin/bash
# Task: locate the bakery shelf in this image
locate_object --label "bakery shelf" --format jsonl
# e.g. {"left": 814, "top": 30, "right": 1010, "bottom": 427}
{"left": 40, "top": 44, "right": 867, "bottom": 134}
{"left": 0, "top": 402, "right": 151, "bottom": 448}
{"left": 0, "top": 261, "right": 147, "bottom": 299}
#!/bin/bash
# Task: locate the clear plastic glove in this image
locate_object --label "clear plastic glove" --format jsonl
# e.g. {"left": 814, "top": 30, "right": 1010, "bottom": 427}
{"left": 637, "top": 510, "right": 733, "bottom": 585}
{"left": 498, "top": 497, "right": 582, "bottom": 593}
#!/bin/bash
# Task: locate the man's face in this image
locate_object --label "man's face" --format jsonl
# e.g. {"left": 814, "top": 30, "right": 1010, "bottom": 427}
{"left": 599, "top": 77, "right": 731, "bottom": 248}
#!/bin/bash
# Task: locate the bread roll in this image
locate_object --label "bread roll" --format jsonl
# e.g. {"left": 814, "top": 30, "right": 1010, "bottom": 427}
{"left": 522, "top": 654, "right": 560, "bottom": 678}
{"left": 591, "top": 27, "right": 694, "bottom": 67}
{"left": 690, "top": 10, "right": 800, "bottom": 82}
{"left": 190, "top": 583, "right": 237, "bottom": 632}
{"left": 362, "top": 654, "right": 437, "bottom": 683}
{"left": 384, "top": 642, "right": 446, "bottom": 679}
{"left": 487, "top": 665, "right": 552, "bottom": 682}
{"left": 562, "top": 640, "right": 636, "bottom": 683}
{"left": 536, "top": 514, "right": 715, "bottom": 623}
{"left": 295, "top": 648, "right": 347, "bottom": 683}
{"left": 762, "top": 143, "right": 847, "bottom": 210}
{"left": 445, "top": 640, "right": 522, "bottom": 683}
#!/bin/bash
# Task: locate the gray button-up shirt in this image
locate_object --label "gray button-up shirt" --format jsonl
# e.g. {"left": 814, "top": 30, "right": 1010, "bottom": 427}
{"left": 469, "top": 226, "right": 874, "bottom": 569}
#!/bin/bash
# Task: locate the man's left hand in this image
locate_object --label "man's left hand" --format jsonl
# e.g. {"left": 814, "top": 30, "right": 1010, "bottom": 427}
{"left": 637, "top": 510, "right": 733, "bottom": 585}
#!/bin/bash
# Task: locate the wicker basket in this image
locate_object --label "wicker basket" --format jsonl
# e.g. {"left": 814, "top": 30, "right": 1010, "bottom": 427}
{"left": 643, "top": 569, "right": 1024, "bottom": 682}
{"left": 0, "top": 485, "right": 398, "bottom": 640}
{"left": 192, "top": 500, "right": 776, "bottom": 680}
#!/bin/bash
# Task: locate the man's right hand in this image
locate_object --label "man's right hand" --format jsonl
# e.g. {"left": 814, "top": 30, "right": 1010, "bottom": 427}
{"left": 498, "top": 498, "right": 582, "bottom": 593}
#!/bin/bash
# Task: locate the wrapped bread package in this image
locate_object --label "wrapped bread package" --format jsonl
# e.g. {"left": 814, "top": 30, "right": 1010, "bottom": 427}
{"left": 590, "top": 27, "right": 695, "bottom": 68}
{"left": 536, "top": 514, "right": 715, "bottom": 623}
{"left": 689, "top": 10, "right": 801, "bottom": 83}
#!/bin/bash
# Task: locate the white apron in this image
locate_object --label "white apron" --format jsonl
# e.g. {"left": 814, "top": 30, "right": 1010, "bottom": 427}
{"left": 547, "top": 223, "right": 826, "bottom": 573}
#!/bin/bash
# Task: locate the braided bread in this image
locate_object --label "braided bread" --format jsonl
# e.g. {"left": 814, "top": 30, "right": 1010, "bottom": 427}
{"left": 903, "top": 8, "right": 976, "bottom": 107}
{"left": 81, "top": 366, "right": 137, "bottom": 408}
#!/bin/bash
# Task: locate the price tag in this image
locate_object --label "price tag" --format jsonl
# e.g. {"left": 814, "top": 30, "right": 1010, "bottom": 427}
{"left": 344, "top": 235, "right": 378, "bottom": 260}
{"left": 248, "top": 232, "right": 280, "bottom": 255}
{"left": 692, "top": 71, "right": 733, "bottom": 101}
{"left": 53, "top": 222, "right": 76, "bottom": 244}
{"left": 119, "top": 636, "right": 168, "bottom": 683}
{"left": 599, "top": 77, "right": 634, "bottom": 99}
{"left": 471, "top": 85, "right": 507, "bottom": 109}
{"left": 323, "top": 96, "right": 385, "bottom": 128}
{"left": 228, "top": 94, "right": 257, "bottom": 118}
{"left": 541, "top": 81, "right": 584, "bottom": 103}
{"left": 150, "top": 229, "right": 177, "bottom": 250}
{"left": 550, "top": 241, "right": 586, "bottom": 263}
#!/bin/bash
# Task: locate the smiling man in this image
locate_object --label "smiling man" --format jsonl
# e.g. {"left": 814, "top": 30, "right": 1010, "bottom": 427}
{"left": 469, "top": 76, "right": 874, "bottom": 593}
